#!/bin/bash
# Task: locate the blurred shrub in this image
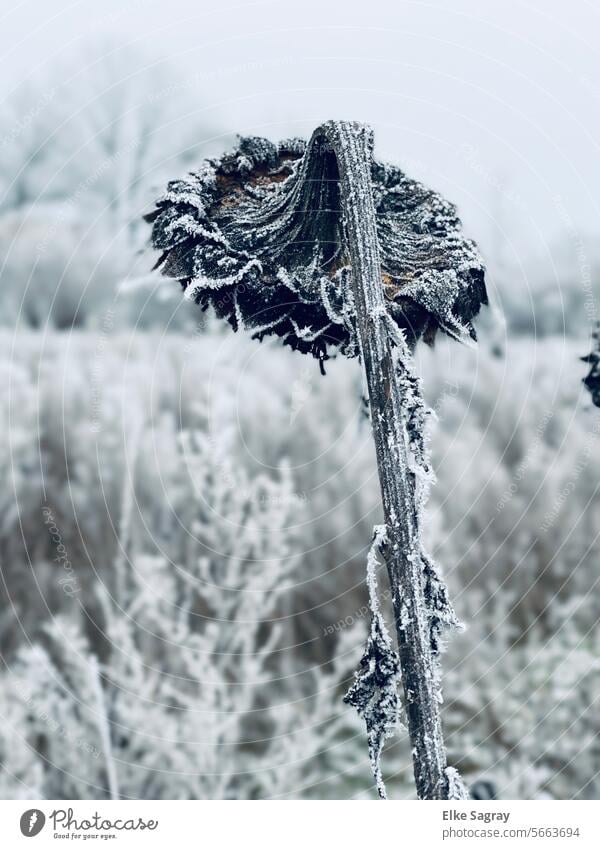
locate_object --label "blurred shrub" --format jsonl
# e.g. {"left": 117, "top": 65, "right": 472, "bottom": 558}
{"left": 0, "top": 329, "right": 597, "bottom": 798}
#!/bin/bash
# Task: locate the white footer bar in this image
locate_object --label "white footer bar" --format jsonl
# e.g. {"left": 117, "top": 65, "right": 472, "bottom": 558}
{"left": 1, "top": 799, "right": 597, "bottom": 848}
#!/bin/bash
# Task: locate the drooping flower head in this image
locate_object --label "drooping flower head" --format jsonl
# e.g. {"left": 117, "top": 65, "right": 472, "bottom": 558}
{"left": 147, "top": 129, "right": 486, "bottom": 368}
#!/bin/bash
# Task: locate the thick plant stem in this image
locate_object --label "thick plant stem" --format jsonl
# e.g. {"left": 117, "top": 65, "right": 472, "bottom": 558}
{"left": 311, "top": 121, "right": 450, "bottom": 799}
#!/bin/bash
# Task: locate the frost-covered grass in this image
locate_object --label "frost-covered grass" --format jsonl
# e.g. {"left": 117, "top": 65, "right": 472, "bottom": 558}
{"left": 0, "top": 327, "right": 598, "bottom": 799}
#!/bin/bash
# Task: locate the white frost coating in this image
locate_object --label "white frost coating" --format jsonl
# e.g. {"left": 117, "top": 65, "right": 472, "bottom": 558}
{"left": 289, "top": 318, "right": 333, "bottom": 342}
{"left": 344, "top": 524, "right": 402, "bottom": 799}
{"left": 376, "top": 306, "right": 462, "bottom": 670}
{"left": 184, "top": 258, "right": 263, "bottom": 300}
{"left": 445, "top": 766, "right": 471, "bottom": 800}
{"left": 366, "top": 524, "right": 389, "bottom": 617}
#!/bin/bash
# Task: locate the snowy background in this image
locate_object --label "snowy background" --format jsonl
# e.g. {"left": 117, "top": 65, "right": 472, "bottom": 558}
{"left": 0, "top": 0, "right": 598, "bottom": 799}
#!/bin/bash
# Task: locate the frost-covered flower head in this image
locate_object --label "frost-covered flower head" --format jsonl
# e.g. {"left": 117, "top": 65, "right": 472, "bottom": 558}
{"left": 147, "top": 125, "right": 487, "bottom": 367}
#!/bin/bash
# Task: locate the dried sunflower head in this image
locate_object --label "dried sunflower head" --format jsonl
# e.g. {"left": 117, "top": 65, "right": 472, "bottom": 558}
{"left": 146, "top": 128, "right": 486, "bottom": 365}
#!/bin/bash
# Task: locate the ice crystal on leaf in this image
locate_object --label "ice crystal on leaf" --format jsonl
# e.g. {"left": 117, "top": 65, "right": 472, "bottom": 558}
{"left": 445, "top": 766, "right": 470, "bottom": 800}
{"left": 344, "top": 525, "right": 402, "bottom": 799}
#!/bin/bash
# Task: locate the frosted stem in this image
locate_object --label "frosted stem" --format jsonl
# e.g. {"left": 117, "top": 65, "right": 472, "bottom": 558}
{"left": 311, "top": 121, "right": 451, "bottom": 799}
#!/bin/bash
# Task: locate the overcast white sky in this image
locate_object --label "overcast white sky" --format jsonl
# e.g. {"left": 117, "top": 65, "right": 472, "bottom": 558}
{"left": 1, "top": 0, "right": 599, "bottom": 274}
